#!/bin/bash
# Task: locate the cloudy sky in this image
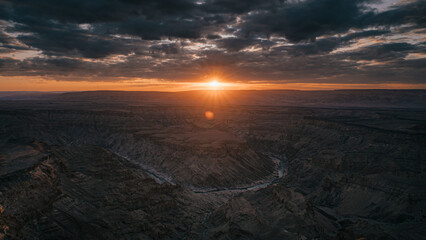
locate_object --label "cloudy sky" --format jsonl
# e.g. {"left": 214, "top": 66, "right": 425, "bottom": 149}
{"left": 0, "top": 0, "right": 425, "bottom": 91}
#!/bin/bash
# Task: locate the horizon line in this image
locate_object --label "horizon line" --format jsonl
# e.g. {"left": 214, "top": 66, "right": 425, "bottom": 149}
{"left": 1, "top": 88, "right": 426, "bottom": 94}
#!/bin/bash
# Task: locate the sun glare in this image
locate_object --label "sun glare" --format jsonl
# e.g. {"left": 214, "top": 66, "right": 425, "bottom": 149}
{"left": 209, "top": 80, "right": 220, "bottom": 88}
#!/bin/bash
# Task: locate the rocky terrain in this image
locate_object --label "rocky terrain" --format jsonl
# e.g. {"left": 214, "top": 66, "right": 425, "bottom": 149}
{"left": 0, "top": 90, "right": 425, "bottom": 239}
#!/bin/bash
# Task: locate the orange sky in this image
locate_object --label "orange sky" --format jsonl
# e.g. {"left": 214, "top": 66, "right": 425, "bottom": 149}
{"left": 1, "top": 76, "right": 425, "bottom": 92}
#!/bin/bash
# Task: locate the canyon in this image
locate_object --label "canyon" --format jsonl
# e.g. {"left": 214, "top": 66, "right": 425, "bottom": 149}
{"left": 0, "top": 90, "right": 425, "bottom": 239}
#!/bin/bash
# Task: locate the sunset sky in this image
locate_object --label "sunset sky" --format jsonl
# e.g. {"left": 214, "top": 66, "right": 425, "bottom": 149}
{"left": 0, "top": 0, "right": 425, "bottom": 91}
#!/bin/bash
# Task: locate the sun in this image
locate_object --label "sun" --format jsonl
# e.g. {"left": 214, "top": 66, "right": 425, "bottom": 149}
{"left": 207, "top": 78, "right": 223, "bottom": 90}
{"left": 200, "top": 77, "right": 230, "bottom": 90}
{"left": 209, "top": 80, "right": 220, "bottom": 87}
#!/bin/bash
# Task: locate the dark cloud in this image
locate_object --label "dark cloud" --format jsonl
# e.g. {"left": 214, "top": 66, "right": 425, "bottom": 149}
{"left": 149, "top": 43, "right": 181, "bottom": 54}
{"left": 345, "top": 42, "right": 418, "bottom": 61}
{"left": 201, "top": 0, "right": 280, "bottom": 14}
{"left": 242, "top": 0, "right": 373, "bottom": 42}
{"left": 0, "top": 32, "right": 31, "bottom": 53}
{"left": 109, "top": 16, "right": 206, "bottom": 40}
{"left": 242, "top": 0, "right": 425, "bottom": 42}
{"left": 216, "top": 38, "right": 256, "bottom": 51}
{"left": 16, "top": 24, "right": 138, "bottom": 58}
{"left": 270, "top": 29, "right": 391, "bottom": 56}
{"left": 341, "top": 29, "right": 391, "bottom": 41}
{"left": 283, "top": 38, "right": 341, "bottom": 56}
{"left": 206, "top": 34, "right": 222, "bottom": 40}
{"left": 1, "top": 0, "right": 197, "bottom": 23}
{"left": 366, "top": 0, "right": 426, "bottom": 27}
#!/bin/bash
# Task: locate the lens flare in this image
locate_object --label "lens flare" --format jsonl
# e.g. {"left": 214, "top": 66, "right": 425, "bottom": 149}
{"left": 205, "top": 111, "right": 214, "bottom": 120}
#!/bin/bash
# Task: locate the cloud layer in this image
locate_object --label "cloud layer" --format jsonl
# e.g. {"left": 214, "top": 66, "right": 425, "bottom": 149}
{"left": 0, "top": 0, "right": 425, "bottom": 85}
